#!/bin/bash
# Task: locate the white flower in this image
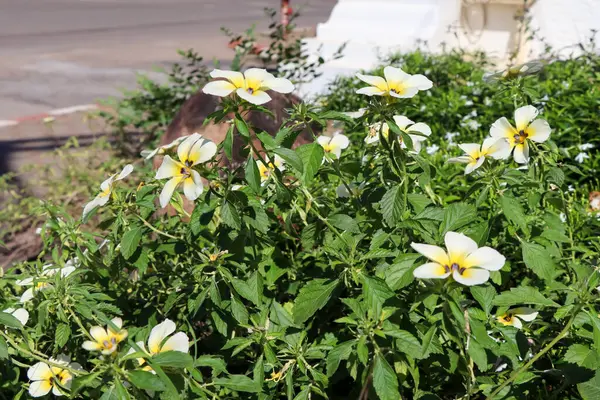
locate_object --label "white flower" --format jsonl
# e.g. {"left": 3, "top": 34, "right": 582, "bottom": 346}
{"left": 559, "top": 213, "right": 567, "bottom": 223}
{"left": 483, "top": 60, "right": 543, "bottom": 83}
{"left": 82, "top": 164, "right": 133, "bottom": 220}
{"left": 16, "top": 264, "right": 76, "bottom": 303}
{"left": 426, "top": 144, "right": 440, "bottom": 155}
{"left": 365, "top": 116, "right": 431, "bottom": 152}
{"left": 489, "top": 105, "right": 551, "bottom": 164}
{"left": 445, "top": 131, "right": 460, "bottom": 147}
{"left": 579, "top": 143, "right": 594, "bottom": 151}
{"left": 496, "top": 307, "right": 538, "bottom": 329}
{"left": 141, "top": 135, "right": 190, "bottom": 160}
{"left": 447, "top": 138, "right": 511, "bottom": 175}
{"left": 317, "top": 132, "right": 350, "bottom": 161}
{"left": 342, "top": 108, "right": 367, "bottom": 119}
{"left": 82, "top": 318, "right": 128, "bottom": 355}
{"left": 3, "top": 307, "right": 29, "bottom": 325}
{"left": 155, "top": 133, "right": 217, "bottom": 208}
{"left": 356, "top": 66, "right": 432, "bottom": 98}
{"left": 27, "top": 355, "right": 82, "bottom": 397}
{"left": 484, "top": 97, "right": 493, "bottom": 106}
{"left": 202, "top": 68, "right": 294, "bottom": 105}
{"left": 575, "top": 152, "right": 589, "bottom": 163}
{"left": 257, "top": 155, "right": 285, "bottom": 183}
{"left": 127, "top": 319, "right": 189, "bottom": 373}
{"left": 461, "top": 119, "right": 481, "bottom": 130}
{"left": 411, "top": 231, "right": 505, "bottom": 286}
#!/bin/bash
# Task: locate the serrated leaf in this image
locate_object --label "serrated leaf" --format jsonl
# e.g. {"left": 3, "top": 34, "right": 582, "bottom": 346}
{"left": 293, "top": 279, "right": 339, "bottom": 324}
{"left": 231, "top": 272, "right": 262, "bottom": 306}
{"left": 328, "top": 214, "right": 360, "bottom": 234}
{"left": 0, "top": 312, "right": 23, "bottom": 329}
{"left": 195, "top": 355, "right": 227, "bottom": 375}
{"left": 499, "top": 194, "right": 530, "bottom": 235}
{"left": 223, "top": 125, "right": 234, "bottom": 160}
{"left": 152, "top": 351, "right": 194, "bottom": 369}
{"left": 385, "top": 253, "right": 420, "bottom": 290}
{"left": 440, "top": 202, "right": 477, "bottom": 234}
{"left": 274, "top": 148, "right": 303, "bottom": 173}
{"left": 470, "top": 285, "right": 497, "bottom": 315}
{"left": 220, "top": 202, "right": 241, "bottom": 230}
{"left": 493, "top": 286, "right": 559, "bottom": 307}
{"left": 564, "top": 344, "right": 599, "bottom": 368}
{"left": 0, "top": 336, "right": 8, "bottom": 360}
{"left": 373, "top": 353, "right": 400, "bottom": 400}
{"left": 235, "top": 117, "right": 250, "bottom": 138}
{"left": 326, "top": 340, "right": 355, "bottom": 377}
{"left": 256, "top": 132, "right": 278, "bottom": 150}
{"left": 578, "top": 369, "right": 600, "bottom": 400}
{"left": 384, "top": 329, "right": 422, "bottom": 359}
{"left": 231, "top": 296, "right": 249, "bottom": 325}
{"left": 120, "top": 227, "right": 142, "bottom": 260}
{"left": 522, "top": 241, "right": 558, "bottom": 281}
{"left": 363, "top": 275, "right": 394, "bottom": 312}
{"left": 380, "top": 185, "right": 403, "bottom": 226}
{"left": 245, "top": 156, "right": 261, "bottom": 194}
{"left": 128, "top": 370, "right": 167, "bottom": 391}
{"left": 55, "top": 323, "right": 71, "bottom": 348}
{"left": 296, "top": 143, "right": 324, "bottom": 184}
{"left": 214, "top": 375, "right": 261, "bottom": 393}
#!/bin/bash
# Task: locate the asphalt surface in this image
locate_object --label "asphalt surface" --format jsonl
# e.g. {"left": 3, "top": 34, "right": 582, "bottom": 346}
{"left": 0, "top": 0, "right": 336, "bottom": 120}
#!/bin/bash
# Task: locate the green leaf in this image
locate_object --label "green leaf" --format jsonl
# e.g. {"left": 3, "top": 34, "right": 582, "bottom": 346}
{"left": 195, "top": 355, "right": 227, "bottom": 375}
{"left": 120, "top": 227, "right": 142, "bottom": 260}
{"left": 0, "top": 312, "right": 23, "bottom": 329}
{"left": 256, "top": 132, "right": 278, "bottom": 150}
{"left": 223, "top": 125, "right": 234, "bottom": 160}
{"left": 152, "top": 351, "right": 194, "bottom": 369}
{"left": 522, "top": 241, "right": 558, "bottom": 281}
{"left": 499, "top": 194, "right": 530, "bottom": 235}
{"left": 493, "top": 286, "right": 559, "bottom": 307}
{"left": 320, "top": 110, "right": 355, "bottom": 124}
{"left": 0, "top": 336, "right": 8, "bottom": 360}
{"left": 220, "top": 202, "right": 241, "bottom": 230}
{"left": 231, "top": 296, "right": 249, "bottom": 325}
{"left": 468, "top": 339, "right": 488, "bottom": 371}
{"left": 420, "top": 326, "right": 438, "bottom": 359}
{"left": 235, "top": 117, "right": 250, "bottom": 138}
{"left": 214, "top": 375, "right": 261, "bottom": 393}
{"left": 547, "top": 167, "right": 565, "bottom": 186}
{"left": 293, "top": 279, "right": 339, "bottom": 324}
{"left": 55, "top": 323, "right": 71, "bottom": 348}
{"left": 407, "top": 193, "right": 432, "bottom": 213}
{"left": 296, "top": 143, "right": 324, "bottom": 184}
{"left": 440, "top": 202, "right": 477, "bottom": 234}
{"left": 363, "top": 275, "right": 394, "bottom": 311}
{"left": 578, "top": 370, "right": 600, "bottom": 400}
{"left": 385, "top": 254, "right": 420, "bottom": 290}
{"left": 128, "top": 370, "right": 168, "bottom": 391}
{"left": 245, "top": 156, "right": 261, "bottom": 194}
{"left": 231, "top": 272, "right": 262, "bottom": 306}
{"left": 384, "top": 329, "right": 422, "bottom": 359}
{"left": 470, "top": 285, "right": 497, "bottom": 315}
{"left": 564, "top": 344, "right": 599, "bottom": 368}
{"left": 326, "top": 340, "right": 355, "bottom": 377}
{"left": 380, "top": 185, "right": 403, "bottom": 227}
{"left": 329, "top": 214, "right": 360, "bottom": 234}
{"left": 357, "top": 335, "right": 369, "bottom": 365}
{"left": 373, "top": 353, "right": 400, "bottom": 400}
{"left": 274, "top": 148, "right": 303, "bottom": 173}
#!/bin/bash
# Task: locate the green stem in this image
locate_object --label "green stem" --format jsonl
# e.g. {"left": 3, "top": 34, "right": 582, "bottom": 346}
{"left": 486, "top": 305, "right": 581, "bottom": 400}
{"left": 136, "top": 215, "right": 180, "bottom": 240}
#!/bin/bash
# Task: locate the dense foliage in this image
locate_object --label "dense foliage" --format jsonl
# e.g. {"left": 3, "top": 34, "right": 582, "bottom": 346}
{"left": 1, "top": 43, "right": 600, "bottom": 400}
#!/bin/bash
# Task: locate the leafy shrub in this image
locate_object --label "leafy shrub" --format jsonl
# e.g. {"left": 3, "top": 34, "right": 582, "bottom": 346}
{"left": 1, "top": 46, "right": 600, "bottom": 400}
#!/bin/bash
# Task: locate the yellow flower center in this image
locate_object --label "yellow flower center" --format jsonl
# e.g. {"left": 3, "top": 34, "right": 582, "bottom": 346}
{"left": 513, "top": 130, "right": 528, "bottom": 144}
{"left": 102, "top": 337, "right": 118, "bottom": 350}
{"left": 99, "top": 187, "right": 111, "bottom": 198}
{"left": 388, "top": 82, "right": 406, "bottom": 95}
{"left": 323, "top": 143, "right": 333, "bottom": 153}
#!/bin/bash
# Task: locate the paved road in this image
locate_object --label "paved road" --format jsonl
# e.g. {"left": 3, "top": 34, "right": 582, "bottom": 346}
{"left": 0, "top": 0, "right": 336, "bottom": 120}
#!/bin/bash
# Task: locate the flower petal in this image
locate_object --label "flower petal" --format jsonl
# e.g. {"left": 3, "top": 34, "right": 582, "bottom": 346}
{"left": 160, "top": 331, "right": 190, "bottom": 353}
{"left": 29, "top": 379, "right": 53, "bottom": 397}
{"left": 262, "top": 77, "right": 294, "bottom": 93}
{"left": 236, "top": 88, "right": 271, "bottom": 105}
{"left": 9, "top": 308, "right": 29, "bottom": 325}
{"left": 90, "top": 326, "right": 109, "bottom": 342}
{"left": 159, "top": 177, "right": 183, "bottom": 208}
{"left": 177, "top": 133, "right": 202, "bottom": 164}
{"left": 183, "top": 170, "right": 204, "bottom": 201}
{"left": 330, "top": 133, "right": 350, "bottom": 150}
{"left": 444, "top": 231, "right": 478, "bottom": 262}
{"left": 383, "top": 66, "right": 410, "bottom": 85}
{"left": 410, "top": 243, "right": 450, "bottom": 265}
{"left": 464, "top": 157, "right": 486, "bottom": 174}
{"left": 526, "top": 119, "right": 551, "bottom": 143}
{"left": 316, "top": 136, "right": 331, "bottom": 146}
{"left": 407, "top": 122, "right": 431, "bottom": 137}
{"left": 115, "top": 164, "right": 134, "bottom": 181}
{"left": 155, "top": 155, "right": 184, "bottom": 180}
{"left": 513, "top": 142, "right": 530, "bottom": 164}
{"left": 20, "top": 288, "right": 35, "bottom": 303}
{"left": 512, "top": 307, "right": 538, "bottom": 322}
{"left": 447, "top": 156, "right": 472, "bottom": 164}
{"left": 458, "top": 143, "right": 480, "bottom": 158}
{"left": 28, "top": 362, "right": 52, "bottom": 381}
{"left": 209, "top": 69, "right": 244, "bottom": 87}
{"left": 464, "top": 246, "right": 505, "bottom": 271}
{"left": 148, "top": 319, "right": 177, "bottom": 355}
{"left": 82, "top": 196, "right": 106, "bottom": 220}
{"left": 82, "top": 341, "right": 102, "bottom": 351}
{"left": 453, "top": 268, "right": 490, "bottom": 286}
{"left": 392, "top": 115, "right": 413, "bottom": 131}
{"left": 511, "top": 316, "right": 523, "bottom": 329}
{"left": 485, "top": 138, "right": 511, "bottom": 160}
{"left": 202, "top": 80, "right": 237, "bottom": 97}
{"left": 389, "top": 87, "right": 418, "bottom": 98}
{"left": 244, "top": 68, "right": 273, "bottom": 83}
{"left": 514, "top": 105, "right": 539, "bottom": 131}
{"left": 490, "top": 117, "right": 516, "bottom": 139}
{"left": 413, "top": 262, "right": 451, "bottom": 279}
{"left": 110, "top": 317, "right": 123, "bottom": 330}
{"left": 356, "top": 73, "right": 388, "bottom": 91}
{"left": 356, "top": 86, "right": 386, "bottom": 96}
{"left": 405, "top": 74, "right": 433, "bottom": 90}
{"left": 188, "top": 137, "right": 217, "bottom": 165}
